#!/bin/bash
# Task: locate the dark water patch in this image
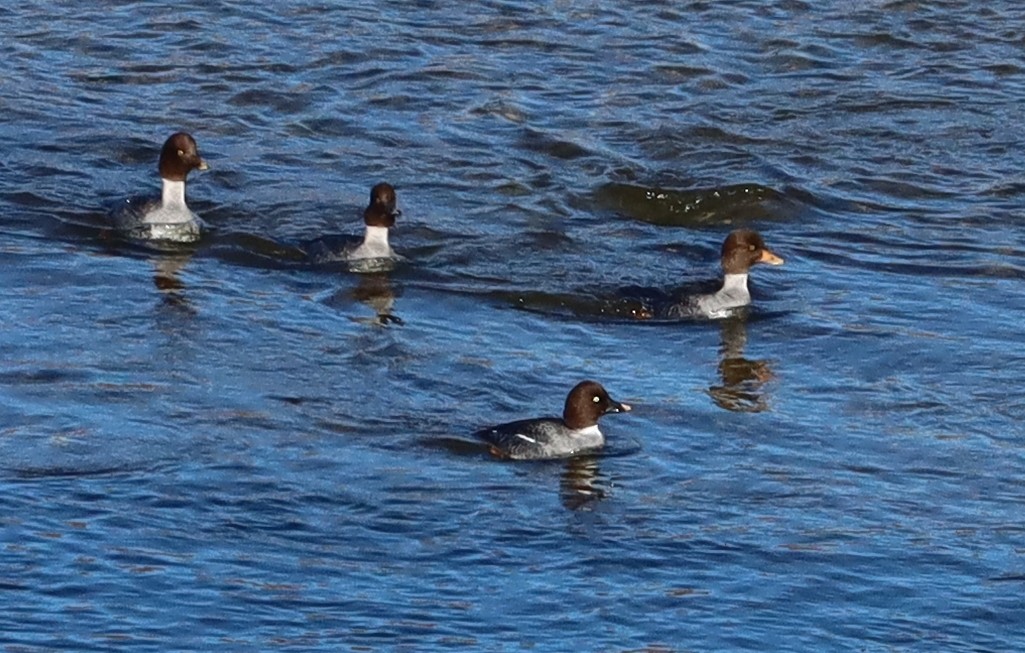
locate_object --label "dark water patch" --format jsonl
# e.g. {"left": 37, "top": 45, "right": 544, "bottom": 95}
{"left": 2, "top": 190, "right": 54, "bottom": 208}
{"left": 469, "top": 99, "right": 529, "bottom": 124}
{"left": 204, "top": 233, "right": 309, "bottom": 268}
{"left": 796, "top": 239, "right": 1025, "bottom": 280}
{"left": 634, "top": 124, "right": 774, "bottom": 165}
{"left": 684, "top": 125, "right": 770, "bottom": 148}
{"left": 227, "top": 88, "right": 315, "bottom": 114}
{"left": 9, "top": 464, "right": 147, "bottom": 481}
{"left": 0, "top": 368, "right": 93, "bottom": 386}
{"left": 851, "top": 175, "right": 966, "bottom": 202}
{"left": 594, "top": 182, "right": 784, "bottom": 227}
{"left": 518, "top": 128, "right": 593, "bottom": 161}
{"left": 652, "top": 63, "right": 719, "bottom": 82}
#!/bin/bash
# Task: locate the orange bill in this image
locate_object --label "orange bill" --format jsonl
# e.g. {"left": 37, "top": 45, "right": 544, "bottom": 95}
{"left": 759, "top": 249, "right": 784, "bottom": 265}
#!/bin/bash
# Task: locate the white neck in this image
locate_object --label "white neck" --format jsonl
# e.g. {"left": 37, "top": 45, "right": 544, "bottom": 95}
{"left": 696, "top": 273, "right": 750, "bottom": 318}
{"left": 574, "top": 424, "right": 602, "bottom": 437}
{"left": 139, "top": 178, "right": 195, "bottom": 226}
{"left": 161, "top": 178, "right": 187, "bottom": 209}
{"left": 567, "top": 423, "right": 604, "bottom": 451}
{"left": 351, "top": 225, "right": 392, "bottom": 259}
{"left": 721, "top": 273, "right": 749, "bottom": 295}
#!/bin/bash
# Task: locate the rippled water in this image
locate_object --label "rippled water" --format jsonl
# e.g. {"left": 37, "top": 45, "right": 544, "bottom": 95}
{"left": 3, "top": 1, "right": 1025, "bottom": 650}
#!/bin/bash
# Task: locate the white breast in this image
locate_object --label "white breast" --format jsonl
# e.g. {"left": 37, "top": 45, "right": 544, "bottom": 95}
{"left": 348, "top": 226, "right": 393, "bottom": 260}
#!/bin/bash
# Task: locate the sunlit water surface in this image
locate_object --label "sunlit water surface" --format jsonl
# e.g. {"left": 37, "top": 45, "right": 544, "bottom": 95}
{"left": 2, "top": 1, "right": 1025, "bottom": 650}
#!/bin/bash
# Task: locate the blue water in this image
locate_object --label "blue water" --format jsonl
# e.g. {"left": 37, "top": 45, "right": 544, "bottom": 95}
{"left": 2, "top": 1, "right": 1025, "bottom": 650}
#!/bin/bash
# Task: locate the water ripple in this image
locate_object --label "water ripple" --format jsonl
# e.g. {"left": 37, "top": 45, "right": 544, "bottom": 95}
{"left": 3, "top": 0, "right": 1025, "bottom": 650}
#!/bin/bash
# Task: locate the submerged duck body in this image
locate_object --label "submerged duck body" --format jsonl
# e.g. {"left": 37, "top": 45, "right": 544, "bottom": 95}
{"left": 111, "top": 132, "right": 209, "bottom": 243}
{"left": 475, "top": 380, "right": 631, "bottom": 460}
{"left": 302, "top": 182, "right": 402, "bottom": 270}
{"left": 660, "top": 229, "right": 784, "bottom": 319}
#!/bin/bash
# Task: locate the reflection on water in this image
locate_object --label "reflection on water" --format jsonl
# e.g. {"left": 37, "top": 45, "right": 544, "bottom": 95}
{"left": 707, "top": 317, "right": 775, "bottom": 413}
{"left": 315, "top": 272, "right": 404, "bottom": 326}
{"left": 149, "top": 252, "right": 195, "bottom": 312}
{"left": 559, "top": 455, "right": 609, "bottom": 511}
{"left": 350, "top": 273, "right": 402, "bottom": 326}
{"left": 150, "top": 253, "right": 190, "bottom": 292}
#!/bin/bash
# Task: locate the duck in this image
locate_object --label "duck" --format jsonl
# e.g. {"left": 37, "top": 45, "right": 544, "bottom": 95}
{"left": 110, "top": 132, "right": 209, "bottom": 243}
{"left": 658, "top": 229, "right": 784, "bottom": 319}
{"left": 475, "top": 380, "right": 631, "bottom": 460}
{"left": 301, "top": 182, "right": 402, "bottom": 269}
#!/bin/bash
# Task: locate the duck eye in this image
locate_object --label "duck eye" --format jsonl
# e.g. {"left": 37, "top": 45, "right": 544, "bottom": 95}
{"left": 749, "top": 244, "right": 756, "bottom": 251}
{"left": 177, "top": 149, "right": 185, "bottom": 157}
{"left": 593, "top": 396, "right": 600, "bottom": 403}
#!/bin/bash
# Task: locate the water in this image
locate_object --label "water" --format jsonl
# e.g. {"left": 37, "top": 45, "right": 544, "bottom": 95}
{"left": 2, "top": 1, "right": 1025, "bottom": 650}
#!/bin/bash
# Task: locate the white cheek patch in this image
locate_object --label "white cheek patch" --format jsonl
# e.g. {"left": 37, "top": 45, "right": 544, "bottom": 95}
{"left": 513, "top": 433, "right": 538, "bottom": 444}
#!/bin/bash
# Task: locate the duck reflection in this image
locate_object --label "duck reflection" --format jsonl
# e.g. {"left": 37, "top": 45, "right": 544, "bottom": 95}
{"left": 349, "top": 273, "right": 402, "bottom": 326}
{"left": 149, "top": 253, "right": 194, "bottom": 310}
{"left": 707, "top": 317, "right": 774, "bottom": 413}
{"left": 559, "top": 455, "right": 610, "bottom": 511}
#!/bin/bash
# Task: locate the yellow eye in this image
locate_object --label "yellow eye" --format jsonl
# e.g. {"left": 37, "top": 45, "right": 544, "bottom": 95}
{"left": 593, "top": 396, "right": 600, "bottom": 403}
{"left": 749, "top": 244, "right": 756, "bottom": 251}
{"left": 177, "top": 149, "right": 185, "bottom": 157}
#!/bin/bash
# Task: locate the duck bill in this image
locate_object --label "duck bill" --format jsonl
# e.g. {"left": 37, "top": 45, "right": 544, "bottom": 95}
{"left": 197, "top": 158, "right": 210, "bottom": 171}
{"left": 759, "top": 249, "right": 784, "bottom": 265}
{"left": 607, "top": 400, "right": 632, "bottom": 414}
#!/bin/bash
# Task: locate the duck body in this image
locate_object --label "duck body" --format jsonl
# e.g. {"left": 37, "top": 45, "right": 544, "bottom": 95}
{"left": 663, "top": 273, "right": 753, "bottom": 319}
{"left": 655, "top": 229, "right": 784, "bottom": 319}
{"left": 476, "top": 380, "right": 631, "bottom": 461}
{"left": 476, "top": 418, "right": 605, "bottom": 461}
{"left": 303, "top": 226, "right": 393, "bottom": 264}
{"left": 301, "top": 182, "right": 401, "bottom": 270}
{"left": 110, "top": 132, "right": 209, "bottom": 244}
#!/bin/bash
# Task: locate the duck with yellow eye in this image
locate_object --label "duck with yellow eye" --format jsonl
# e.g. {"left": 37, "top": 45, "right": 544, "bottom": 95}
{"left": 475, "top": 380, "right": 631, "bottom": 460}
